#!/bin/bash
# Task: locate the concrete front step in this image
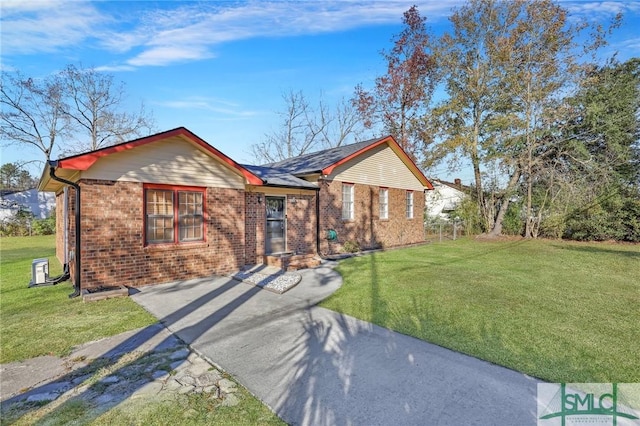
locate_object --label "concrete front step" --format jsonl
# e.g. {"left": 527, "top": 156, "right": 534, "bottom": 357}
{"left": 264, "top": 253, "right": 320, "bottom": 271}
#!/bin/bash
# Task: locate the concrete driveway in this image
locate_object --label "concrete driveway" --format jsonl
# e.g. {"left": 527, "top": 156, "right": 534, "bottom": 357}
{"left": 131, "top": 262, "right": 540, "bottom": 425}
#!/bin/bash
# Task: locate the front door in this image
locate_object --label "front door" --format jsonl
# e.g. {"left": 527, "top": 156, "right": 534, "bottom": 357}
{"left": 266, "top": 196, "right": 286, "bottom": 254}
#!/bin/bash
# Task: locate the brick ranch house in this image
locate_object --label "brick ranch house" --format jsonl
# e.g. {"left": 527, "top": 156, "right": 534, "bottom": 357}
{"left": 38, "top": 127, "right": 433, "bottom": 295}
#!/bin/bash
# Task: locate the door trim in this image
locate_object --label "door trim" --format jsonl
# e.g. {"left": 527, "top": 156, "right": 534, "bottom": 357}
{"left": 265, "top": 196, "right": 286, "bottom": 254}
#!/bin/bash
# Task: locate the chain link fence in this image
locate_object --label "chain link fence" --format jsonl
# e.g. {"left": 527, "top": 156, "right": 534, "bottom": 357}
{"left": 424, "top": 218, "right": 466, "bottom": 242}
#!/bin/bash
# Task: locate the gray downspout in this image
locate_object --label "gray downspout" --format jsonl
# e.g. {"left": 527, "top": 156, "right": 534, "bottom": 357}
{"left": 49, "top": 162, "right": 81, "bottom": 298}
{"left": 315, "top": 187, "right": 321, "bottom": 255}
{"left": 63, "top": 186, "right": 69, "bottom": 266}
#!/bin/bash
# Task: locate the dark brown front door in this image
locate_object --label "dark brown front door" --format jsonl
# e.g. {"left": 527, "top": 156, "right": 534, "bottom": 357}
{"left": 266, "top": 196, "right": 285, "bottom": 254}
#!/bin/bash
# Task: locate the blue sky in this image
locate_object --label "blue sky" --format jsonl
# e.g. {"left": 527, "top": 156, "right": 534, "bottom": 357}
{"left": 2, "top": 0, "right": 639, "bottom": 182}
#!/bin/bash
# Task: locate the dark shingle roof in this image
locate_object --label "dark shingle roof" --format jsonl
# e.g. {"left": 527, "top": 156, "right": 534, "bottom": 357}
{"left": 242, "top": 165, "right": 318, "bottom": 189}
{"left": 262, "top": 137, "right": 384, "bottom": 175}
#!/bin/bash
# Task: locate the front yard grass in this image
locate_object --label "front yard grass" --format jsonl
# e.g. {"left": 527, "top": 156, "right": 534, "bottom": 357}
{"left": 320, "top": 238, "right": 640, "bottom": 383}
{"left": 1, "top": 236, "right": 285, "bottom": 425}
{"left": 1, "top": 235, "right": 158, "bottom": 363}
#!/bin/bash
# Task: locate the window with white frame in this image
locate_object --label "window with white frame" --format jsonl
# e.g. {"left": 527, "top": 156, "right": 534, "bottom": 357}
{"left": 379, "top": 188, "right": 388, "bottom": 219}
{"left": 406, "top": 191, "right": 414, "bottom": 219}
{"left": 342, "top": 183, "right": 354, "bottom": 220}
{"left": 145, "top": 185, "right": 205, "bottom": 245}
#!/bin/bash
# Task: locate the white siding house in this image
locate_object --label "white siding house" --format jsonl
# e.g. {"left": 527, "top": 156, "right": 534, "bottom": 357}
{"left": 425, "top": 179, "right": 467, "bottom": 220}
{"left": 0, "top": 189, "right": 56, "bottom": 221}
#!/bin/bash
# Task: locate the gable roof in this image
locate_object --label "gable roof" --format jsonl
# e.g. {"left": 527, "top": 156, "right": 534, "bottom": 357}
{"left": 39, "top": 128, "right": 432, "bottom": 192}
{"left": 265, "top": 135, "right": 433, "bottom": 189}
{"left": 264, "top": 139, "right": 377, "bottom": 175}
{"left": 433, "top": 179, "right": 473, "bottom": 193}
{"left": 40, "top": 127, "right": 264, "bottom": 191}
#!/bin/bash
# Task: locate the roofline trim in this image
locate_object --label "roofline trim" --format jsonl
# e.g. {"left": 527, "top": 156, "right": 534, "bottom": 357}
{"left": 55, "top": 127, "right": 264, "bottom": 186}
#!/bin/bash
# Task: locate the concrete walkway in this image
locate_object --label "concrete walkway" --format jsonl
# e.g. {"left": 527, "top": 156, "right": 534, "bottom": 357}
{"left": 131, "top": 261, "right": 541, "bottom": 425}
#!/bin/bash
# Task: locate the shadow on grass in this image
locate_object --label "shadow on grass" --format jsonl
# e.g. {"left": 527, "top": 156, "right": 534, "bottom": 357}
{"left": 552, "top": 243, "right": 640, "bottom": 258}
{"left": 270, "top": 253, "right": 539, "bottom": 425}
{"left": 0, "top": 276, "right": 266, "bottom": 424}
{"left": 1, "top": 260, "right": 342, "bottom": 424}
{"left": 3, "top": 251, "right": 545, "bottom": 425}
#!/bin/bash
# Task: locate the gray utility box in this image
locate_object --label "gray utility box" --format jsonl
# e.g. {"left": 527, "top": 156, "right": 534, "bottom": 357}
{"left": 29, "top": 258, "right": 49, "bottom": 287}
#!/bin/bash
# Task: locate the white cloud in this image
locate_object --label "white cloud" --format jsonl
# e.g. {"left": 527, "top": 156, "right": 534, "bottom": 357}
{"left": 2, "top": 0, "right": 457, "bottom": 67}
{"left": 114, "top": 1, "right": 459, "bottom": 68}
{"left": 615, "top": 36, "right": 640, "bottom": 52}
{"left": 6, "top": 0, "right": 545, "bottom": 69}
{"left": 94, "top": 64, "right": 136, "bottom": 73}
{"left": 155, "top": 96, "right": 258, "bottom": 117}
{"left": 127, "top": 46, "right": 214, "bottom": 67}
{"left": 564, "top": 1, "right": 640, "bottom": 19}
{"left": 0, "top": 0, "right": 108, "bottom": 55}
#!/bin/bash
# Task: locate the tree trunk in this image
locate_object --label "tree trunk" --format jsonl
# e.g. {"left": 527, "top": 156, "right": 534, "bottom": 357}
{"left": 525, "top": 144, "right": 533, "bottom": 238}
{"left": 471, "top": 106, "right": 490, "bottom": 232}
{"left": 489, "top": 198, "right": 510, "bottom": 236}
{"left": 488, "top": 168, "right": 521, "bottom": 236}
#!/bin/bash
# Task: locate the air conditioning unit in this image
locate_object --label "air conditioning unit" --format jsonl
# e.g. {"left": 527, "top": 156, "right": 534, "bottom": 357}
{"left": 29, "top": 258, "right": 49, "bottom": 287}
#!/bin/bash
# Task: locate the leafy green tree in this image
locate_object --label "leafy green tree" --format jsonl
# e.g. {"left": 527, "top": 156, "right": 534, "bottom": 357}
{"left": 424, "top": 0, "right": 618, "bottom": 237}
{"left": 0, "top": 162, "right": 37, "bottom": 190}
{"left": 557, "top": 58, "right": 640, "bottom": 241}
{"left": 424, "top": 0, "right": 518, "bottom": 232}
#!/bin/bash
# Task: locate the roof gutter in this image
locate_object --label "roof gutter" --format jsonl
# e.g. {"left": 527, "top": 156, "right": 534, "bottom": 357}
{"left": 48, "top": 162, "right": 81, "bottom": 298}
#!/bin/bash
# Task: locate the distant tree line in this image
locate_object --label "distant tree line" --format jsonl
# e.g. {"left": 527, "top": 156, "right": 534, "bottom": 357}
{"left": 0, "top": 162, "right": 37, "bottom": 191}
{"left": 0, "top": 161, "right": 54, "bottom": 236}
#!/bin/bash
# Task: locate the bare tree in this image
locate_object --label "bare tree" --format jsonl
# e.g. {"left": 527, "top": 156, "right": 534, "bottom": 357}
{"left": 1, "top": 65, "right": 155, "bottom": 161}
{"left": 1, "top": 71, "right": 68, "bottom": 162}
{"left": 320, "top": 96, "right": 365, "bottom": 149}
{"left": 250, "top": 90, "right": 363, "bottom": 163}
{"left": 60, "top": 65, "right": 155, "bottom": 155}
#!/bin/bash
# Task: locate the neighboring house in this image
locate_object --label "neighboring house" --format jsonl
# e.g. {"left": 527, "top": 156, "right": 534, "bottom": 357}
{"left": 425, "top": 179, "right": 468, "bottom": 220}
{"left": 0, "top": 189, "right": 56, "bottom": 222}
{"left": 38, "top": 127, "right": 433, "bottom": 293}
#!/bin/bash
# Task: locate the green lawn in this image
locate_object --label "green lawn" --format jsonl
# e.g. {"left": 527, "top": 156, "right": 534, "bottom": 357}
{"left": 320, "top": 238, "right": 640, "bottom": 383}
{"left": 0, "top": 235, "right": 158, "bottom": 363}
{"left": 1, "top": 236, "right": 284, "bottom": 425}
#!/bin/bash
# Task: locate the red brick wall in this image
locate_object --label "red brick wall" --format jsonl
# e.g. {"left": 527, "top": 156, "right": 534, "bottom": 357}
{"left": 244, "top": 192, "right": 264, "bottom": 264}
{"left": 285, "top": 193, "right": 317, "bottom": 255}
{"left": 75, "top": 179, "right": 245, "bottom": 289}
{"left": 318, "top": 179, "right": 425, "bottom": 254}
{"left": 61, "top": 177, "right": 422, "bottom": 289}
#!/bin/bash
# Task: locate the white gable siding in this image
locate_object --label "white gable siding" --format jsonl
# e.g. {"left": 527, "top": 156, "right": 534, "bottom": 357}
{"left": 329, "top": 144, "right": 425, "bottom": 191}
{"left": 81, "top": 136, "right": 245, "bottom": 189}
